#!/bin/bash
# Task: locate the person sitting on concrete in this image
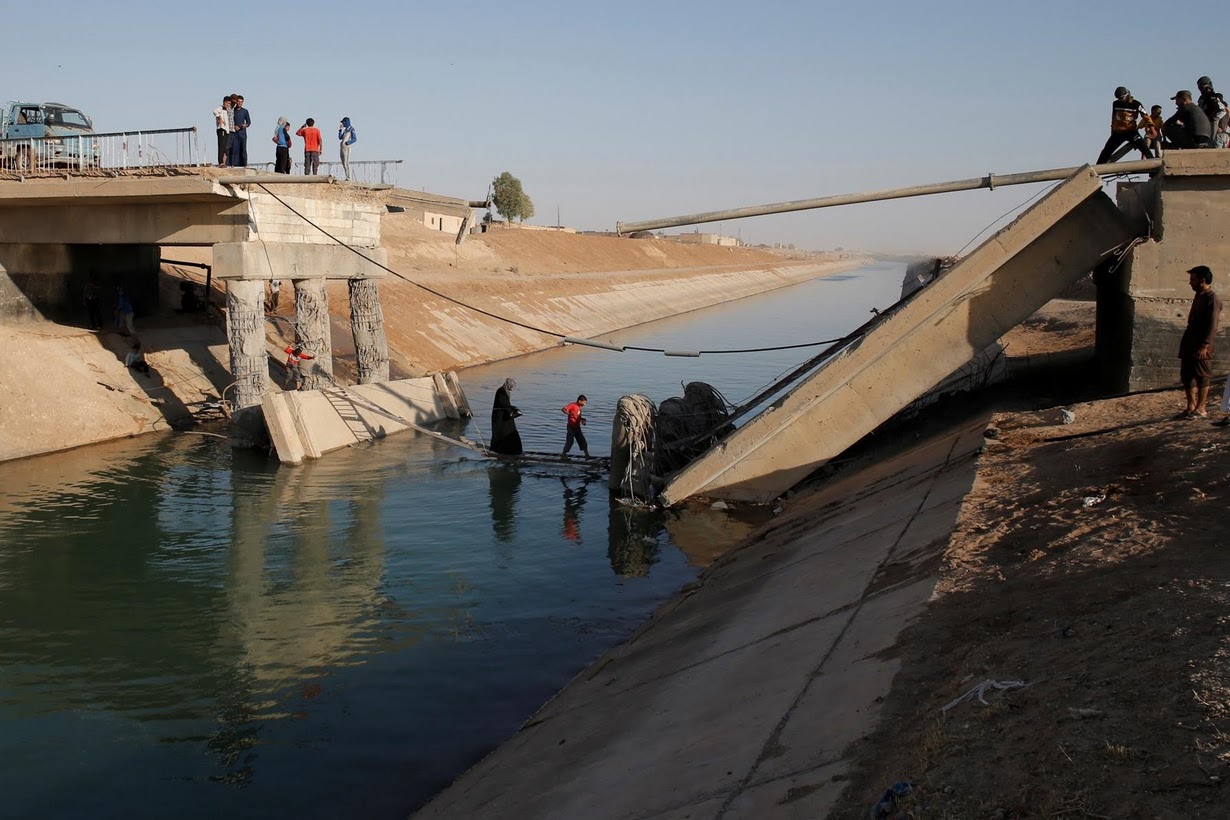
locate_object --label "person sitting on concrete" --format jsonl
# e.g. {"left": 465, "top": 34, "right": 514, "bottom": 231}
{"left": 1096, "top": 87, "right": 1153, "bottom": 164}
{"left": 125, "top": 340, "right": 151, "bottom": 375}
{"left": 284, "top": 345, "right": 315, "bottom": 390}
{"left": 177, "top": 281, "right": 202, "bottom": 314}
{"left": 1197, "top": 76, "right": 1229, "bottom": 148}
{"left": 1163, "top": 90, "right": 1213, "bottom": 149}
{"left": 1178, "top": 265, "right": 1221, "bottom": 419}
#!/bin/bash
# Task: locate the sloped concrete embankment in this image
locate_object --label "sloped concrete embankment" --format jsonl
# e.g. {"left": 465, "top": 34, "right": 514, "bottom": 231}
{"left": 346, "top": 260, "right": 865, "bottom": 374}
{"left": 414, "top": 414, "right": 989, "bottom": 819}
{"left": 0, "top": 325, "right": 231, "bottom": 462}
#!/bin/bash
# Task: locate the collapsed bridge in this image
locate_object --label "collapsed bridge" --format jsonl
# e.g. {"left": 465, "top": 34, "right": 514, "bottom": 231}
{"left": 608, "top": 153, "right": 1230, "bottom": 504}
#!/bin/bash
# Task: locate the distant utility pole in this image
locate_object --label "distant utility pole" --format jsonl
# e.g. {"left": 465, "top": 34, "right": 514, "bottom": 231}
{"left": 556, "top": 203, "right": 560, "bottom": 228}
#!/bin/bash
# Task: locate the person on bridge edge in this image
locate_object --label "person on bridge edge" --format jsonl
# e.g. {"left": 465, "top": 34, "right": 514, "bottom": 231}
{"left": 228, "top": 94, "right": 250, "bottom": 168}
{"left": 1164, "top": 90, "right": 1213, "bottom": 149}
{"left": 490, "top": 378, "right": 524, "bottom": 455}
{"left": 1096, "top": 86, "right": 1153, "bottom": 165}
{"left": 272, "top": 117, "right": 293, "bottom": 174}
{"left": 1178, "top": 265, "right": 1220, "bottom": 420}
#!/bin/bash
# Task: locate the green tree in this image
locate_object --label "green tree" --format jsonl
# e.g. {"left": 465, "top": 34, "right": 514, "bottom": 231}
{"left": 492, "top": 171, "right": 533, "bottom": 223}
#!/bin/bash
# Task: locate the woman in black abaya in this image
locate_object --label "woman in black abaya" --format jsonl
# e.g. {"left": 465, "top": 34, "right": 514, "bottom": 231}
{"left": 489, "top": 378, "right": 523, "bottom": 455}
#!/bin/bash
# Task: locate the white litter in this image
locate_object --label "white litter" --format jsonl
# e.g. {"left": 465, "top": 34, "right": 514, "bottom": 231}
{"left": 1082, "top": 495, "right": 1107, "bottom": 508}
{"left": 1061, "top": 409, "right": 1076, "bottom": 425}
{"left": 941, "top": 679, "right": 1030, "bottom": 712}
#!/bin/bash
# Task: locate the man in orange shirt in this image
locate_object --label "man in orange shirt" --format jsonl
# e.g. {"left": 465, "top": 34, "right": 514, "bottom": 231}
{"left": 561, "top": 394, "right": 590, "bottom": 458}
{"left": 296, "top": 118, "right": 323, "bottom": 175}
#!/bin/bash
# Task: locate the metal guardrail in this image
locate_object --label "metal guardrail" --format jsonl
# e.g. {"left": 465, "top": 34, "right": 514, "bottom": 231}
{"left": 0, "top": 127, "right": 201, "bottom": 173}
{"left": 253, "top": 159, "right": 402, "bottom": 186}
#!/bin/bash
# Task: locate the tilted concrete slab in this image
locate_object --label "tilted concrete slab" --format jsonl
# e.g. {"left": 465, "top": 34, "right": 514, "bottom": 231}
{"left": 661, "top": 166, "right": 1134, "bottom": 504}
{"left": 413, "top": 416, "right": 988, "bottom": 820}
{"left": 262, "top": 375, "right": 466, "bottom": 464}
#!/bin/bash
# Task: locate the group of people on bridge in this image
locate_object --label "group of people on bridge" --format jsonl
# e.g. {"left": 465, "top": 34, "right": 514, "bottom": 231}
{"left": 1097, "top": 76, "right": 1229, "bottom": 164}
{"left": 213, "top": 94, "right": 359, "bottom": 180}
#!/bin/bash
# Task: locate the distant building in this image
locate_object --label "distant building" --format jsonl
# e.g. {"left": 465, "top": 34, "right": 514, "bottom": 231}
{"left": 663, "top": 232, "right": 741, "bottom": 247}
{"left": 386, "top": 188, "right": 474, "bottom": 234}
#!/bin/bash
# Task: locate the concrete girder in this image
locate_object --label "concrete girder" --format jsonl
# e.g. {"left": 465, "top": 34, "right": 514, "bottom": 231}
{"left": 660, "top": 166, "right": 1135, "bottom": 505}
{"left": 211, "top": 242, "right": 387, "bottom": 280}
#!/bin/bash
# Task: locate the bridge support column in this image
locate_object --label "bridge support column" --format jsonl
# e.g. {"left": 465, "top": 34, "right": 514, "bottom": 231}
{"left": 226, "top": 279, "right": 269, "bottom": 409}
{"left": 348, "top": 278, "right": 389, "bottom": 383}
{"left": 293, "top": 278, "right": 333, "bottom": 389}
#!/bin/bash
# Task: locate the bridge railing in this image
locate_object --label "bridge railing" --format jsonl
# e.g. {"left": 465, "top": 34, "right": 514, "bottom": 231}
{"left": 0, "top": 127, "right": 202, "bottom": 174}
{"left": 251, "top": 159, "right": 403, "bottom": 186}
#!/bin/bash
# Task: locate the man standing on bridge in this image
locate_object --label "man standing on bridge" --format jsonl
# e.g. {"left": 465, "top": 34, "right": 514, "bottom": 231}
{"left": 1178, "top": 265, "right": 1221, "bottom": 419}
{"left": 1096, "top": 86, "right": 1153, "bottom": 165}
{"left": 228, "top": 94, "right": 250, "bottom": 168}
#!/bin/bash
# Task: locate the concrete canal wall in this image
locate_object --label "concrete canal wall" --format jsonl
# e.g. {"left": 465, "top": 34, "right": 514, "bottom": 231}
{"left": 415, "top": 411, "right": 990, "bottom": 819}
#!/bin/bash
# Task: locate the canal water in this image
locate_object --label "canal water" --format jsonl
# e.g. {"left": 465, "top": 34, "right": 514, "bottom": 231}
{"left": 0, "top": 261, "right": 903, "bottom": 819}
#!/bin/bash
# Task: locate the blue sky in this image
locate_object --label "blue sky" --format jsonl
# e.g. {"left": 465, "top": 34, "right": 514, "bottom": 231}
{"left": 9, "top": 0, "right": 1226, "bottom": 252}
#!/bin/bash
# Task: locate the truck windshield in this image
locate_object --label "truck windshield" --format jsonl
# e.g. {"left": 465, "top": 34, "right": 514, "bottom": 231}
{"left": 43, "top": 107, "right": 92, "bottom": 129}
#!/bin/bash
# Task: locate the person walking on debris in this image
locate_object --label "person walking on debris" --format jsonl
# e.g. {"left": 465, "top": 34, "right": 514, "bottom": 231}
{"left": 490, "top": 378, "right": 523, "bottom": 455}
{"left": 213, "top": 96, "right": 233, "bottom": 166}
{"left": 338, "top": 117, "right": 357, "bottom": 181}
{"left": 297, "top": 118, "right": 322, "bottom": 175}
{"left": 1164, "top": 90, "right": 1213, "bottom": 149}
{"left": 561, "top": 394, "right": 591, "bottom": 458}
{"left": 272, "top": 117, "right": 293, "bottom": 174}
{"left": 228, "top": 94, "right": 251, "bottom": 167}
{"left": 284, "top": 345, "right": 315, "bottom": 391}
{"left": 1096, "top": 87, "right": 1153, "bottom": 164}
{"left": 1197, "top": 77, "right": 1229, "bottom": 148}
{"left": 1178, "top": 265, "right": 1221, "bottom": 419}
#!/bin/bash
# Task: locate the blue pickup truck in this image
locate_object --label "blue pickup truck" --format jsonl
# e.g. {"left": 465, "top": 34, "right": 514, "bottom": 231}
{"left": 0, "top": 100, "right": 96, "bottom": 170}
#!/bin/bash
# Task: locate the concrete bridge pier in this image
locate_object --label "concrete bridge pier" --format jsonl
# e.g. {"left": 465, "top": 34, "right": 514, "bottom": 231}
{"left": 226, "top": 279, "right": 271, "bottom": 410}
{"left": 214, "top": 241, "right": 388, "bottom": 410}
{"left": 292, "top": 278, "right": 334, "bottom": 390}
{"left": 347, "top": 278, "right": 389, "bottom": 384}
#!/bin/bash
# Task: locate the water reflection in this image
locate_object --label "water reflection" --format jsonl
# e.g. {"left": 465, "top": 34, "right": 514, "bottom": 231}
{"left": 560, "top": 477, "right": 588, "bottom": 544}
{"left": 487, "top": 464, "right": 522, "bottom": 542}
{"left": 607, "top": 503, "right": 665, "bottom": 578}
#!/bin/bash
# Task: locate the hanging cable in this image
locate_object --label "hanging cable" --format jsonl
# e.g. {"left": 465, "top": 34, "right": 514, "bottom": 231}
{"left": 254, "top": 184, "right": 876, "bottom": 357}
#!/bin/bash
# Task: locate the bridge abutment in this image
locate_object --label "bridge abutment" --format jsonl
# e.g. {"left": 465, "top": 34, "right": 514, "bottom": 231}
{"left": 1102, "top": 152, "right": 1230, "bottom": 391}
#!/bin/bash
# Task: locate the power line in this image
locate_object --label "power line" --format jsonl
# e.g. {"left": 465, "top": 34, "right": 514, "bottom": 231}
{"left": 255, "top": 184, "right": 868, "bottom": 357}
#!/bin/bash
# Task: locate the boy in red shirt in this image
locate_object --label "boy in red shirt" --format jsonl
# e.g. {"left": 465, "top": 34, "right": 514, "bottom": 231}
{"left": 561, "top": 394, "right": 590, "bottom": 458}
{"left": 295, "top": 118, "right": 323, "bottom": 175}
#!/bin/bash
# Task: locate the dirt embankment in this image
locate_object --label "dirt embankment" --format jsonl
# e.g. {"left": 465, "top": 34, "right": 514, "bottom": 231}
{"left": 831, "top": 333, "right": 1230, "bottom": 816}
{"left": 313, "top": 216, "right": 863, "bottom": 374}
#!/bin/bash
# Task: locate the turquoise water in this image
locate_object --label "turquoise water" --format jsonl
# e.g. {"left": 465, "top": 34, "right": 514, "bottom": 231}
{"left": 0, "top": 262, "right": 903, "bottom": 818}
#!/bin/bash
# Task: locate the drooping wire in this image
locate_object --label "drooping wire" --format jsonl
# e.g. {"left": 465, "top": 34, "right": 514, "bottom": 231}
{"left": 253, "top": 184, "right": 864, "bottom": 357}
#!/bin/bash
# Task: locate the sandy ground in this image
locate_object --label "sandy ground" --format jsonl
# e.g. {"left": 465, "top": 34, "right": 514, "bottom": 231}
{"left": 830, "top": 301, "right": 1230, "bottom": 818}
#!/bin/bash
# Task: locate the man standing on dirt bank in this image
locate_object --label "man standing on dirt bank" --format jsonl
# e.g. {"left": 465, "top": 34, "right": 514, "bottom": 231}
{"left": 1178, "top": 265, "right": 1221, "bottom": 419}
